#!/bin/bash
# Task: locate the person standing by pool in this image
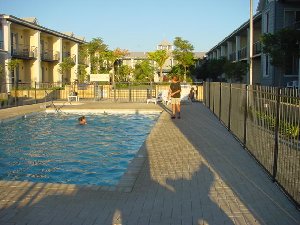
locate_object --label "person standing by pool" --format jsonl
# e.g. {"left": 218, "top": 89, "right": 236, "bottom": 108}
{"left": 78, "top": 116, "right": 87, "bottom": 125}
{"left": 169, "top": 76, "right": 181, "bottom": 119}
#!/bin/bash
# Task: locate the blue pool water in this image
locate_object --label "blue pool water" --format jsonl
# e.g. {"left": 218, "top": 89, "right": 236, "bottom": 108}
{"left": 0, "top": 112, "right": 159, "bottom": 186}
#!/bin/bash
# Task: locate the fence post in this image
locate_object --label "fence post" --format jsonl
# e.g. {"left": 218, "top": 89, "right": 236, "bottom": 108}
{"left": 114, "top": 83, "right": 116, "bottom": 102}
{"left": 219, "top": 82, "right": 222, "bottom": 120}
{"left": 129, "top": 82, "right": 132, "bottom": 102}
{"left": 208, "top": 82, "right": 211, "bottom": 108}
{"left": 14, "top": 85, "right": 17, "bottom": 106}
{"left": 243, "top": 85, "right": 248, "bottom": 147}
{"left": 212, "top": 83, "right": 215, "bottom": 114}
{"left": 34, "top": 82, "right": 37, "bottom": 104}
{"left": 228, "top": 83, "right": 232, "bottom": 130}
{"left": 272, "top": 87, "right": 281, "bottom": 181}
{"left": 203, "top": 82, "right": 206, "bottom": 105}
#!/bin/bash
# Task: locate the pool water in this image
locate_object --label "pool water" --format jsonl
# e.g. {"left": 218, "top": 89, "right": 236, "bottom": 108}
{"left": 0, "top": 113, "right": 159, "bottom": 186}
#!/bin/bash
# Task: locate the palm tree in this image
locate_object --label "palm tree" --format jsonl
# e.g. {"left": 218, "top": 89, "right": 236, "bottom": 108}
{"left": 147, "top": 49, "right": 170, "bottom": 81}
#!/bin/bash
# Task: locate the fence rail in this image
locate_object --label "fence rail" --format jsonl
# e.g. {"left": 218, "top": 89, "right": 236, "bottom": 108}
{"left": 0, "top": 82, "right": 204, "bottom": 108}
{"left": 204, "top": 82, "right": 300, "bottom": 207}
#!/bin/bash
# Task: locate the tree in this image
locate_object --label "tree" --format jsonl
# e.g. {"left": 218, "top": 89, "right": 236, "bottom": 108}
{"left": 261, "top": 28, "right": 300, "bottom": 85}
{"left": 168, "top": 64, "right": 192, "bottom": 82}
{"left": 85, "top": 38, "right": 108, "bottom": 74}
{"left": 223, "top": 60, "right": 248, "bottom": 82}
{"left": 0, "top": 64, "right": 4, "bottom": 89}
{"left": 105, "top": 48, "right": 129, "bottom": 73}
{"left": 7, "top": 59, "right": 22, "bottom": 85}
{"left": 118, "top": 65, "right": 132, "bottom": 82}
{"left": 133, "top": 60, "right": 154, "bottom": 82}
{"left": 206, "top": 58, "right": 227, "bottom": 81}
{"left": 7, "top": 59, "right": 21, "bottom": 73}
{"left": 173, "top": 37, "right": 195, "bottom": 82}
{"left": 0, "top": 65, "right": 4, "bottom": 80}
{"left": 147, "top": 50, "right": 170, "bottom": 80}
{"left": 58, "top": 57, "right": 75, "bottom": 82}
{"left": 77, "top": 64, "right": 88, "bottom": 83}
{"left": 103, "top": 48, "right": 129, "bottom": 84}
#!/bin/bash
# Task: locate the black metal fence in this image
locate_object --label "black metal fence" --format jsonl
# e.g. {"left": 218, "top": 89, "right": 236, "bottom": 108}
{"left": 0, "top": 82, "right": 204, "bottom": 108}
{"left": 204, "top": 82, "right": 300, "bottom": 207}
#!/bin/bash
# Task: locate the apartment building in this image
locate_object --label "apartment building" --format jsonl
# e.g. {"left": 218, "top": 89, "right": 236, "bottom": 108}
{"left": 122, "top": 40, "right": 205, "bottom": 82}
{"left": 206, "top": 0, "right": 300, "bottom": 86}
{"left": 0, "top": 14, "right": 86, "bottom": 92}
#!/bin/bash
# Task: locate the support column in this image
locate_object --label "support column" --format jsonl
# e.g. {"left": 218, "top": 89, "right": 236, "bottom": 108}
{"left": 235, "top": 36, "right": 241, "bottom": 61}
{"left": 2, "top": 19, "right": 11, "bottom": 92}
{"left": 247, "top": 28, "right": 251, "bottom": 84}
{"left": 213, "top": 51, "right": 217, "bottom": 59}
{"left": 32, "top": 31, "right": 41, "bottom": 86}
{"left": 221, "top": 46, "right": 226, "bottom": 58}
{"left": 71, "top": 42, "right": 78, "bottom": 82}
{"left": 227, "top": 41, "right": 233, "bottom": 61}
{"left": 217, "top": 49, "right": 221, "bottom": 59}
{"left": 30, "top": 31, "right": 43, "bottom": 88}
{"left": 53, "top": 37, "right": 62, "bottom": 83}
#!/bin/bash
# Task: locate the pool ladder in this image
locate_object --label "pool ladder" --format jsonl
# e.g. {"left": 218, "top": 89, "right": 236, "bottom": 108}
{"left": 44, "top": 90, "right": 66, "bottom": 113}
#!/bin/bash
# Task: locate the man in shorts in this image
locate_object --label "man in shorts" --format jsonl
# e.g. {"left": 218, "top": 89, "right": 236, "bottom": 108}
{"left": 169, "top": 76, "right": 181, "bottom": 119}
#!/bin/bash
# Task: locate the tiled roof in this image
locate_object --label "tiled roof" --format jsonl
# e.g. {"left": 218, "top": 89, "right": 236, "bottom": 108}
{"left": 159, "top": 40, "right": 172, "bottom": 46}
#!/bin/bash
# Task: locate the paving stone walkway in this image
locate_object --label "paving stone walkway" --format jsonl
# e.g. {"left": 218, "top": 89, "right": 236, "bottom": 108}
{"left": 0, "top": 102, "right": 299, "bottom": 225}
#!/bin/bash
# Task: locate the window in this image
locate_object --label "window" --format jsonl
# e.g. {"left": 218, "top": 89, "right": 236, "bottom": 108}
{"left": 284, "top": 10, "right": 300, "bottom": 28}
{"left": 285, "top": 54, "right": 299, "bottom": 76}
{"left": 266, "top": 12, "right": 269, "bottom": 33}
{"left": 264, "top": 55, "right": 269, "bottom": 77}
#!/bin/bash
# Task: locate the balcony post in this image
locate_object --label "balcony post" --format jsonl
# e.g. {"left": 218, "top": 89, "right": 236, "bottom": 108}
{"left": 2, "top": 20, "right": 12, "bottom": 92}
{"left": 71, "top": 43, "right": 79, "bottom": 82}
{"left": 235, "top": 36, "right": 241, "bottom": 61}
{"left": 227, "top": 41, "right": 233, "bottom": 61}
{"left": 32, "top": 31, "right": 41, "bottom": 87}
{"left": 249, "top": 0, "right": 254, "bottom": 85}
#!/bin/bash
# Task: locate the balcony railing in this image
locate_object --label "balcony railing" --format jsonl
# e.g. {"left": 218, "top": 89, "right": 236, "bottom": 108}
{"left": 62, "top": 51, "right": 71, "bottom": 59}
{"left": 253, "top": 41, "right": 262, "bottom": 55}
{"left": 237, "top": 47, "right": 247, "bottom": 60}
{"left": 62, "top": 52, "right": 76, "bottom": 63}
{"left": 0, "top": 41, "right": 3, "bottom": 50}
{"left": 11, "top": 44, "right": 37, "bottom": 59}
{"left": 41, "top": 50, "right": 59, "bottom": 62}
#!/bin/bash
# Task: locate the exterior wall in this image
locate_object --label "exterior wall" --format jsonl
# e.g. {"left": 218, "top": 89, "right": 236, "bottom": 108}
{"left": 0, "top": 15, "right": 85, "bottom": 91}
{"left": 206, "top": 0, "right": 300, "bottom": 86}
{"left": 53, "top": 37, "right": 62, "bottom": 83}
{"left": 70, "top": 42, "right": 78, "bottom": 82}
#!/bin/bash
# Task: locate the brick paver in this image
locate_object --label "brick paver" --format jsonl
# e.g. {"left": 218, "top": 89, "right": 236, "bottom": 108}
{"left": 0, "top": 102, "right": 299, "bottom": 225}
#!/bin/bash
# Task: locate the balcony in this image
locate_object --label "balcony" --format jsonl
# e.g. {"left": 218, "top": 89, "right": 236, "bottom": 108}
{"left": 237, "top": 47, "right": 247, "bottom": 60}
{"left": 62, "top": 51, "right": 71, "bottom": 59}
{"left": 0, "top": 41, "right": 3, "bottom": 50}
{"left": 41, "top": 50, "right": 59, "bottom": 62}
{"left": 11, "top": 44, "right": 37, "bottom": 59}
{"left": 253, "top": 41, "right": 262, "bottom": 56}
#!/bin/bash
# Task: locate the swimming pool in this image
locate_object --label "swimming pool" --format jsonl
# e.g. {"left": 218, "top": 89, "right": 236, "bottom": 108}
{"left": 0, "top": 112, "right": 159, "bottom": 186}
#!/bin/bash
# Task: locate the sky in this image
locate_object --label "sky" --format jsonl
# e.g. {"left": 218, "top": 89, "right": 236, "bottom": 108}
{"left": 0, "top": 0, "right": 260, "bottom": 52}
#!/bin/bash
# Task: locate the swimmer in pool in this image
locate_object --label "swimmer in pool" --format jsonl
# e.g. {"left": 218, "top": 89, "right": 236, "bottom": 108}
{"left": 78, "top": 116, "right": 87, "bottom": 125}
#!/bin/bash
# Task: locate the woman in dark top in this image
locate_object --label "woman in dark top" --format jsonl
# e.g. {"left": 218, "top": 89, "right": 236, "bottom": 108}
{"left": 169, "top": 76, "right": 181, "bottom": 119}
